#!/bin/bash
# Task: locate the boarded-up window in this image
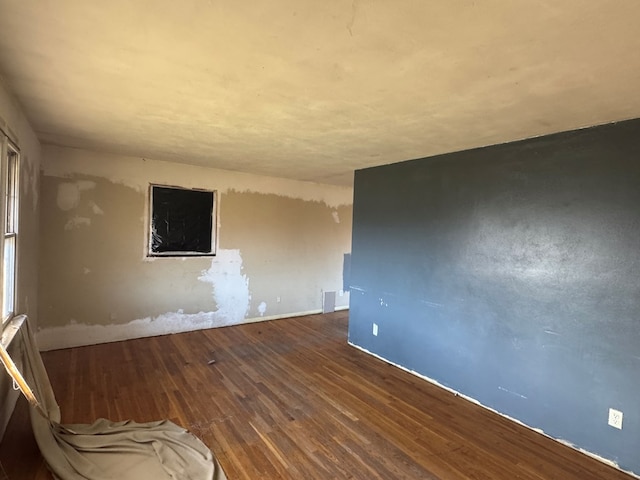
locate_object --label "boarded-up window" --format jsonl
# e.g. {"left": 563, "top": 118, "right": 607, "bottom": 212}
{"left": 148, "top": 185, "right": 216, "bottom": 256}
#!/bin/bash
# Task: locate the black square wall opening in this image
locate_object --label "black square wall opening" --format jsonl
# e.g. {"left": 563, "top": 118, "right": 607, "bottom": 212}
{"left": 150, "top": 185, "right": 215, "bottom": 256}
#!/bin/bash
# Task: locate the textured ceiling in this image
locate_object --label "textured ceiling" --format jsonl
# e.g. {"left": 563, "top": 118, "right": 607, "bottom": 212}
{"left": 1, "top": 1, "right": 639, "bottom": 185}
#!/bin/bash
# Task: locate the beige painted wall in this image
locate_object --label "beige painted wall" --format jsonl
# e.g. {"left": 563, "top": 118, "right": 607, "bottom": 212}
{"left": 38, "top": 145, "right": 352, "bottom": 350}
{"left": 0, "top": 79, "right": 41, "bottom": 439}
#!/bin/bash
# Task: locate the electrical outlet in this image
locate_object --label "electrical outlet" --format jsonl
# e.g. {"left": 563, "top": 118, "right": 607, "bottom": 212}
{"left": 608, "top": 408, "right": 623, "bottom": 430}
{"left": 372, "top": 323, "right": 378, "bottom": 336}
{"left": 276, "top": 296, "right": 281, "bottom": 303}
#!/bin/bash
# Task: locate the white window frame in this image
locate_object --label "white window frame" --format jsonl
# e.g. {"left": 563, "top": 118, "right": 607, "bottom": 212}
{"left": 1, "top": 138, "right": 19, "bottom": 325}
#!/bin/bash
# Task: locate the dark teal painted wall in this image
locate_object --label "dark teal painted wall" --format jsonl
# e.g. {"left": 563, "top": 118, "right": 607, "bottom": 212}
{"left": 349, "top": 119, "right": 640, "bottom": 474}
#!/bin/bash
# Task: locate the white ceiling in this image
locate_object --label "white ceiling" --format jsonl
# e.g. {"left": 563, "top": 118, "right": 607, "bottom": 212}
{"left": 1, "top": 1, "right": 639, "bottom": 185}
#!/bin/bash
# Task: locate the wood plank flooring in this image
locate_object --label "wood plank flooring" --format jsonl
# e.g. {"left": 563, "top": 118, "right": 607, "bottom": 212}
{"left": 0, "top": 311, "right": 633, "bottom": 479}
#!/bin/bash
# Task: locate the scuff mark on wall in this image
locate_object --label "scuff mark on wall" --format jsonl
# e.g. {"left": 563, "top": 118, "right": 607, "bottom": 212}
{"left": 498, "top": 386, "right": 528, "bottom": 400}
{"left": 198, "top": 249, "right": 250, "bottom": 325}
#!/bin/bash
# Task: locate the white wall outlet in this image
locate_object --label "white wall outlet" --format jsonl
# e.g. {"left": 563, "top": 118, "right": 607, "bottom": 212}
{"left": 339, "top": 289, "right": 344, "bottom": 297}
{"left": 372, "top": 323, "right": 378, "bottom": 336}
{"left": 276, "top": 296, "right": 281, "bottom": 303}
{"left": 608, "top": 408, "right": 623, "bottom": 429}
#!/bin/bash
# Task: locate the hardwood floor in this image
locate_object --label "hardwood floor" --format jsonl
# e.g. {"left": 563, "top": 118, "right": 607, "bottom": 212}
{"left": 0, "top": 311, "right": 633, "bottom": 479}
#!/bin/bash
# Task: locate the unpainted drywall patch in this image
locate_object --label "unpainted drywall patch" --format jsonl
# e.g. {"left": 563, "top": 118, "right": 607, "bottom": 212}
{"left": 36, "top": 310, "right": 232, "bottom": 351}
{"left": 55, "top": 179, "right": 104, "bottom": 231}
{"left": 22, "top": 153, "right": 39, "bottom": 211}
{"left": 64, "top": 216, "right": 91, "bottom": 230}
{"left": 90, "top": 201, "right": 104, "bottom": 215}
{"left": 57, "top": 183, "right": 80, "bottom": 211}
{"left": 44, "top": 249, "right": 254, "bottom": 346}
{"left": 198, "top": 249, "right": 250, "bottom": 325}
{"left": 258, "top": 301, "right": 267, "bottom": 316}
{"left": 56, "top": 180, "right": 96, "bottom": 211}
{"left": 43, "top": 146, "right": 353, "bottom": 208}
{"left": 36, "top": 307, "right": 327, "bottom": 351}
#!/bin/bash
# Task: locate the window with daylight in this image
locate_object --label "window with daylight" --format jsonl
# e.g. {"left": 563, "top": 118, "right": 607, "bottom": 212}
{"left": 2, "top": 143, "right": 19, "bottom": 324}
{"left": 148, "top": 184, "right": 216, "bottom": 257}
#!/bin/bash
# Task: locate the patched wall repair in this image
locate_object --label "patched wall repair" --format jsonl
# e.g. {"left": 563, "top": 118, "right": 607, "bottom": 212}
{"left": 37, "top": 146, "right": 353, "bottom": 349}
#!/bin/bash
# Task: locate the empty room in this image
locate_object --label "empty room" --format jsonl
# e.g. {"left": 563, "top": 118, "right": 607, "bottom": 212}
{"left": 0, "top": 1, "right": 639, "bottom": 479}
